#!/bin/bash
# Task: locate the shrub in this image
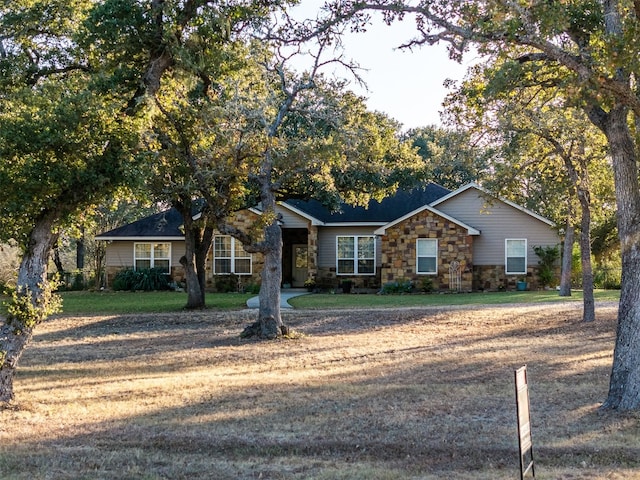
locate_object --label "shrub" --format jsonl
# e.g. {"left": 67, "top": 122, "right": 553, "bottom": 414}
{"left": 419, "top": 277, "right": 434, "bottom": 293}
{"left": 593, "top": 265, "right": 621, "bottom": 289}
{"left": 66, "top": 272, "right": 85, "bottom": 291}
{"left": 534, "top": 245, "right": 560, "bottom": 287}
{"left": 112, "top": 267, "right": 170, "bottom": 291}
{"left": 381, "top": 278, "right": 413, "bottom": 294}
{"left": 112, "top": 268, "right": 137, "bottom": 291}
{"left": 244, "top": 283, "right": 261, "bottom": 294}
{"left": 215, "top": 273, "right": 239, "bottom": 293}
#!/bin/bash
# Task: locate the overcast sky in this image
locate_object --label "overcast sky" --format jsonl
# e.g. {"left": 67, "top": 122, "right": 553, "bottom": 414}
{"left": 290, "top": 2, "right": 473, "bottom": 130}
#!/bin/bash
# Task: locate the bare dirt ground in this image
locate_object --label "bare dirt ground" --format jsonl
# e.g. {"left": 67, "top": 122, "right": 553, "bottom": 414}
{"left": 1, "top": 301, "right": 639, "bottom": 479}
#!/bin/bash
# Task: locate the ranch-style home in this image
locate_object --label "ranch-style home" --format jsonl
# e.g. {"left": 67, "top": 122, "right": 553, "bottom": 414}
{"left": 96, "top": 183, "right": 560, "bottom": 292}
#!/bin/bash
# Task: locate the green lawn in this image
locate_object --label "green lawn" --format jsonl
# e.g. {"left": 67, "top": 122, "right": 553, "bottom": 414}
{"left": 58, "top": 290, "right": 252, "bottom": 315}
{"left": 0, "top": 289, "right": 620, "bottom": 316}
{"left": 289, "top": 289, "right": 621, "bottom": 309}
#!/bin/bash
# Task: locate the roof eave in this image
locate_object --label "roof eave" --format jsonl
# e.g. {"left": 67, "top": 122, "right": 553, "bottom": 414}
{"left": 278, "top": 201, "right": 325, "bottom": 226}
{"left": 95, "top": 236, "right": 185, "bottom": 241}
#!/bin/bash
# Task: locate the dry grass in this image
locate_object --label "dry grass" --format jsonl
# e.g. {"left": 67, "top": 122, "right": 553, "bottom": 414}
{"left": 2, "top": 302, "right": 639, "bottom": 479}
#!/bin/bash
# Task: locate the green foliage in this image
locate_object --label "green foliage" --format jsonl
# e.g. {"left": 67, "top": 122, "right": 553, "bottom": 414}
{"left": 243, "top": 283, "right": 261, "bottom": 295}
{"left": 419, "top": 277, "right": 434, "bottom": 293}
{"left": 534, "top": 245, "right": 560, "bottom": 287}
{"left": 5, "top": 281, "right": 63, "bottom": 331}
{"left": 593, "top": 262, "right": 622, "bottom": 290}
{"left": 380, "top": 279, "right": 414, "bottom": 295}
{"left": 404, "top": 126, "right": 489, "bottom": 189}
{"left": 112, "top": 268, "right": 170, "bottom": 291}
{"left": 215, "top": 274, "right": 240, "bottom": 293}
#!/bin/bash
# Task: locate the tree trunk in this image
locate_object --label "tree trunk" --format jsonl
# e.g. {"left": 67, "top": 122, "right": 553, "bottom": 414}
{"left": 0, "top": 324, "right": 33, "bottom": 404}
{"left": 76, "top": 230, "right": 85, "bottom": 270}
{"left": 175, "top": 201, "right": 205, "bottom": 309}
{"left": 256, "top": 222, "right": 284, "bottom": 339}
{"left": 241, "top": 158, "right": 286, "bottom": 339}
{"left": 180, "top": 247, "right": 203, "bottom": 309}
{"left": 559, "top": 220, "right": 574, "bottom": 297}
{"left": 194, "top": 225, "right": 213, "bottom": 305}
{"left": 52, "top": 241, "right": 65, "bottom": 277}
{"left": 1, "top": 214, "right": 58, "bottom": 404}
{"left": 598, "top": 105, "right": 640, "bottom": 410}
{"left": 577, "top": 185, "right": 595, "bottom": 323}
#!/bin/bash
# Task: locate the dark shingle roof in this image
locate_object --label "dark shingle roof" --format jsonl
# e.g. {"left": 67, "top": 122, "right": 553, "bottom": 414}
{"left": 285, "top": 183, "right": 451, "bottom": 223}
{"left": 96, "top": 208, "right": 184, "bottom": 238}
{"left": 97, "top": 183, "right": 452, "bottom": 238}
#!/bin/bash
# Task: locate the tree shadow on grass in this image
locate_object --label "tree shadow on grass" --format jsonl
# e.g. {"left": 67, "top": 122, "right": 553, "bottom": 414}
{"left": 4, "top": 303, "right": 631, "bottom": 479}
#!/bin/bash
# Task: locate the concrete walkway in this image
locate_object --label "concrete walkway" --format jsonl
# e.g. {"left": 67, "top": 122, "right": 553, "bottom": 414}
{"left": 246, "top": 289, "right": 310, "bottom": 309}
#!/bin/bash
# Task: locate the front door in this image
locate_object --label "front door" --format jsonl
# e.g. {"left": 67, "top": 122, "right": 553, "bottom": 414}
{"left": 292, "top": 244, "right": 308, "bottom": 287}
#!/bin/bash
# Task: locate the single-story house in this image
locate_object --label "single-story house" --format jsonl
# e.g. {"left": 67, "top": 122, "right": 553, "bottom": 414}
{"left": 96, "top": 183, "right": 561, "bottom": 292}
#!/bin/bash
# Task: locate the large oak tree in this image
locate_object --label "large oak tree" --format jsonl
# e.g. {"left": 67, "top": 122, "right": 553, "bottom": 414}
{"left": 324, "top": 0, "right": 640, "bottom": 410}
{"left": 0, "top": 0, "right": 291, "bottom": 404}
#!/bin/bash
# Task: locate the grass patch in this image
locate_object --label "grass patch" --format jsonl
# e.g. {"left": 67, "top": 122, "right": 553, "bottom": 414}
{"left": 289, "top": 289, "right": 620, "bottom": 309}
{"left": 1, "top": 303, "right": 636, "bottom": 479}
{"left": 1, "top": 289, "right": 620, "bottom": 317}
{"left": 0, "top": 290, "right": 620, "bottom": 315}
{"left": 57, "top": 291, "right": 253, "bottom": 315}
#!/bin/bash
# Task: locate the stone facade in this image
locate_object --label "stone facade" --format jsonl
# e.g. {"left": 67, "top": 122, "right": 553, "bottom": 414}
{"left": 380, "top": 209, "right": 474, "bottom": 292}
{"left": 473, "top": 265, "right": 560, "bottom": 291}
{"left": 208, "top": 209, "right": 264, "bottom": 291}
{"left": 315, "top": 266, "right": 381, "bottom": 291}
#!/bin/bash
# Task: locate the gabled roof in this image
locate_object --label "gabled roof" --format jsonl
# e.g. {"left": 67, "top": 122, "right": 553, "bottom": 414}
{"left": 374, "top": 204, "right": 481, "bottom": 236}
{"left": 430, "top": 182, "right": 556, "bottom": 227}
{"left": 283, "top": 183, "right": 451, "bottom": 224}
{"left": 96, "top": 208, "right": 186, "bottom": 241}
{"left": 95, "top": 184, "right": 453, "bottom": 240}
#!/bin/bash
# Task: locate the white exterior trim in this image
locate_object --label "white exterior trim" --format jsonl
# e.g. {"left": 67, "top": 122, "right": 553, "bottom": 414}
{"left": 325, "top": 222, "right": 387, "bottom": 227}
{"left": 505, "top": 238, "right": 528, "bottom": 275}
{"left": 336, "top": 235, "right": 376, "bottom": 276}
{"left": 416, "top": 238, "right": 438, "bottom": 275}
{"left": 96, "top": 236, "right": 185, "bottom": 241}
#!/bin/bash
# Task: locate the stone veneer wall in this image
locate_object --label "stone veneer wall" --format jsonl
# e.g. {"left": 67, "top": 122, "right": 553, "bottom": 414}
{"left": 315, "top": 266, "right": 380, "bottom": 290}
{"left": 206, "top": 209, "right": 265, "bottom": 290}
{"left": 473, "top": 265, "right": 560, "bottom": 291}
{"left": 380, "top": 209, "right": 473, "bottom": 292}
{"left": 307, "top": 225, "right": 318, "bottom": 280}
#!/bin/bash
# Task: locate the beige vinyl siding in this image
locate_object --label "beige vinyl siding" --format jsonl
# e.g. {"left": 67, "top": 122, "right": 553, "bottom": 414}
{"left": 317, "top": 226, "right": 382, "bottom": 272}
{"left": 170, "top": 241, "right": 186, "bottom": 266}
{"left": 435, "top": 188, "right": 559, "bottom": 266}
{"left": 105, "top": 241, "right": 135, "bottom": 267}
{"left": 275, "top": 204, "right": 312, "bottom": 229}
{"left": 105, "top": 240, "right": 186, "bottom": 269}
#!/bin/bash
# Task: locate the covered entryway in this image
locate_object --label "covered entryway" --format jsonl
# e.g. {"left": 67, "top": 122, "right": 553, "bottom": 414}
{"left": 291, "top": 244, "right": 308, "bottom": 287}
{"left": 282, "top": 228, "right": 309, "bottom": 287}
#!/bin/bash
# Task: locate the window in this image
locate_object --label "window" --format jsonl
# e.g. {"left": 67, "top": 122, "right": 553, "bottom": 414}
{"left": 134, "top": 243, "right": 171, "bottom": 274}
{"left": 506, "top": 239, "right": 527, "bottom": 274}
{"left": 337, "top": 236, "right": 375, "bottom": 275}
{"left": 213, "top": 236, "right": 252, "bottom": 275}
{"left": 417, "top": 238, "right": 438, "bottom": 274}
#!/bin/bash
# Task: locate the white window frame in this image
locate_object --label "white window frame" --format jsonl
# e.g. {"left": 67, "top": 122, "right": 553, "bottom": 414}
{"left": 133, "top": 242, "right": 171, "bottom": 274}
{"left": 213, "top": 235, "right": 252, "bottom": 275}
{"left": 416, "top": 238, "right": 438, "bottom": 275}
{"left": 336, "top": 235, "right": 376, "bottom": 276}
{"left": 505, "top": 238, "right": 527, "bottom": 275}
